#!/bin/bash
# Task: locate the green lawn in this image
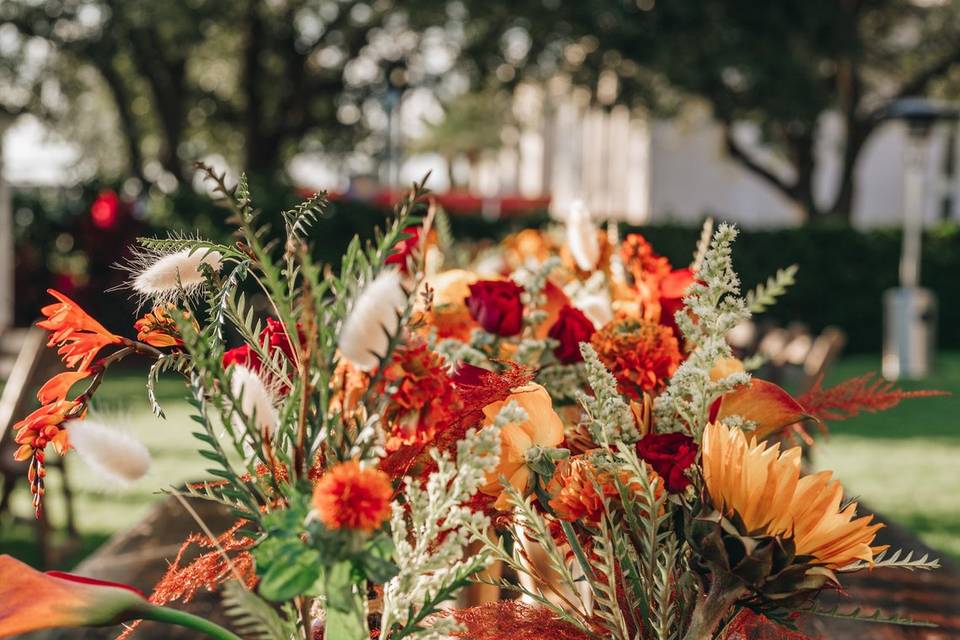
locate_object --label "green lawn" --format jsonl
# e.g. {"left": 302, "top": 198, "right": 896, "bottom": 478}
{"left": 1, "top": 353, "right": 958, "bottom": 569}
{"left": 1, "top": 365, "right": 205, "bottom": 568}
{"left": 809, "top": 351, "right": 960, "bottom": 560}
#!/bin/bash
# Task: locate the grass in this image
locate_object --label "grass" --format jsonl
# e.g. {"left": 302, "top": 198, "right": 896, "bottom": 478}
{"left": 1, "top": 364, "right": 206, "bottom": 568}
{"left": 1, "top": 353, "right": 958, "bottom": 569}
{"left": 810, "top": 351, "right": 960, "bottom": 560}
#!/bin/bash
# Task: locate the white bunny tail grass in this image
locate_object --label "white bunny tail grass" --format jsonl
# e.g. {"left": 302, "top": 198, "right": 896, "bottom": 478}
{"left": 338, "top": 269, "right": 408, "bottom": 371}
{"left": 65, "top": 418, "right": 151, "bottom": 485}
{"left": 229, "top": 364, "right": 280, "bottom": 441}
{"left": 566, "top": 200, "right": 600, "bottom": 271}
{"left": 117, "top": 238, "right": 223, "bottom": 306}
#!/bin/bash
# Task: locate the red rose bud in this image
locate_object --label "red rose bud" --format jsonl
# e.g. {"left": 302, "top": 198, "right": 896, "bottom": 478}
{"left": 547, "top": 305, "right": 596, "bottom": 364}
{"left": 466, "top": 280, "right": 525, "bottom": 336}
{"left": 635, "top": 432, "right": 698, "bottom": 492}
{"left": 659, "top": 268, "right": 697, "bottom": 335}
{"left": 385, "top": 225, "right": 421, "bottom": 273}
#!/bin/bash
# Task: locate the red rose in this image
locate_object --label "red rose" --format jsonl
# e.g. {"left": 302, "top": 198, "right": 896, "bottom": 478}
{"left": 465, "top": 280, "right": 525, "bottom": 336}
{"left": 635, "top": 432, "right": 698, "bottom": 492}
{"left": 222, "top": 318, "right": 304, "bottom": 395}
{"left": 547, "top": 305, "right": 596, "bottom": 364}
{"left": 385, "top": 225, "right": 421, "bottom": 273}
{"left": 659, "top": 268, "right": 697, "bottom": 336}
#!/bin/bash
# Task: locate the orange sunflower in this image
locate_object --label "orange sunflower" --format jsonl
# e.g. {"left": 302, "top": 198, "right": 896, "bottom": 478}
{"left": 702, "top": 422, "right": 886, "bottom": 568}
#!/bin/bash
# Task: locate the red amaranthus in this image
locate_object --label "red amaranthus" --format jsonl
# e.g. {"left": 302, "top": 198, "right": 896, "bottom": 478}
{"left": 799, "top": 372, "right": 948, "bottom": 424}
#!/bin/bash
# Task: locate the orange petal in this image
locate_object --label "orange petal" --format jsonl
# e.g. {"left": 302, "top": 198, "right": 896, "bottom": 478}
{"left": 715, "top": 379, "right": 814, "bottom": 440}
{"left": 37, "top": 370, "right": 92, "bottom": 404}
{"left": 0, "top": 555, "right": 148, "bottom": 635}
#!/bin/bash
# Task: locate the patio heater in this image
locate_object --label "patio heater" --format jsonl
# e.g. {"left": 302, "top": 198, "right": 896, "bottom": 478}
{"left": 881, "top": 98, "right": 957, "bottom": 380}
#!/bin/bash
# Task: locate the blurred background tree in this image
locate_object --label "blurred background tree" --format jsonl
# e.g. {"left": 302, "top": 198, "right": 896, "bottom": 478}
{"left": 454, "top": 0, "right": 960, "bottom": 222}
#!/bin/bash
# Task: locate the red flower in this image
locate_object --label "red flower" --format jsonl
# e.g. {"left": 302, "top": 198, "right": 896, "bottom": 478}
{"left": 377, "top": 341, "right": 461, "bottom": 451}
{"left": 659, "top": 268, "right": 697, "bottom": 335}
{"left": 222, "top": 318, "right": 301, "bottom": 372}
{"left": 635, "top": 432, "right": 698, "bottom": 492}
{"left": 547, "top": 305, "right": 596, "bottom": 364}
{"left": 466, "top": 280, "right": 524, "bottom": 336}
{"left": 312, "top": 460, "right": 392, "bottom": 533}
{"left": 385, "top": 225, "right": 421, "bottom": 273}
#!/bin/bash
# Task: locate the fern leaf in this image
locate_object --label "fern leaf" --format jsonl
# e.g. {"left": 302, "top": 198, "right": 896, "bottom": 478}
{"left": 222, "top": 580, "right": 296, "bottom": 639}
{"left": 745, "top": 264, "right": 798, "bottom": 313}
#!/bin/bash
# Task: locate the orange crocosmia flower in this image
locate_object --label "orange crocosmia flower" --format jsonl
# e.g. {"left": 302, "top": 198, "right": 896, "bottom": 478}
{"left": 37, "top": 289, "right": 121, "bottom": 370}
{"left": 12, "top": 400, "right": 79, "bottom": 460}
{"left": 590, "top": 316, "right": 683, "bottom": 399}
{"left": 479, "top": 383, "right": 564, "bottom": 510}
{"left": 702, "top": 422, "right": 887, "bottom": 568}
{"left": 37, "top": 370, "right": 92, "bottom": 404}
{"left": 0, "top": 554, "right": 150, "bottom": 636}
{"left": 312, "top": 460, "right": 392, "bottom": 533}
{"left": 133, "top": 304, "right": 186, "bottom": 348}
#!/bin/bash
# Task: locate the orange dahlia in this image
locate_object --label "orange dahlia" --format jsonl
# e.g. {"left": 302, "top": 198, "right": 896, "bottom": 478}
{"left": 37, "top": 289, "right": 121, "bottom": 370}
{"left": 420, "top": 269, "right": 478, "bottom": 341}
{"left": 621, "top": 233, "right": 671, "bottom": 286}
{"left": 378, "top": 340, "right": 461, "bottom": 451}
{"left": 312, "top": 460, "right": 392, "bottom": 533}
{"left": 702, "top": 422, "right": 886, "bottom": 568}
{"left": 590, "top": 316, "right": 683, "bottom": 399}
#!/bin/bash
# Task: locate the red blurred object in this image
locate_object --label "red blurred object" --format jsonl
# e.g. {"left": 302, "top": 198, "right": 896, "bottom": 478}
{"left": 90, "top": 190, "right": 120, "bottom": 229}
{"left": 318, "top": 188, "right": 551, "bottom": 218}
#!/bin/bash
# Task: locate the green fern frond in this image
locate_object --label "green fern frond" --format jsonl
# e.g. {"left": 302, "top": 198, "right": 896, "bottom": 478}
{"left": 799, "top": 603, "right": 937, "bottom": 627}
{"left": 282, "top": 191, "right": 328, "bottom": 241}
{"left": 746, "top": 264, "right": 798, "bottom": 313}
{"left": 222, "top": 580, "right": 296, "bottom": 639}
{"left": 839, "top": 548, "right": 941, "bottom": 573}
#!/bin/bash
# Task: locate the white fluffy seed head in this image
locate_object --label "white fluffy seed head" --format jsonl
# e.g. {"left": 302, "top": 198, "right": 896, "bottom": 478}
{"left": 65, "top": 419, "right": 151, "bottom": 485}
{"left": 132, "top": 248, "right": 223, "bottom": 298}
{"left": 338, "top": 269, "right": 408, "bottom": 371}
{"left": 229, "top": 365, "right": 280, "bottom": 440}
{"left": 566, "top": 201, "right": 600, "bottom": 272}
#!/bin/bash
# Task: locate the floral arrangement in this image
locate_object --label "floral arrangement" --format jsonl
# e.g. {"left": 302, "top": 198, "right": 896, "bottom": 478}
{"left": 0, "top": 166, "right": 945, "bottom": 640}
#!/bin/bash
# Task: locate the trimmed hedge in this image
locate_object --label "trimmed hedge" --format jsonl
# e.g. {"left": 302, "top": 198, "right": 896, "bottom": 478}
{"left": 629, "top": 224, "right": 960, "bottom": 354}
{"left": 12, "top": 183, "right": 959, "bottom": 354}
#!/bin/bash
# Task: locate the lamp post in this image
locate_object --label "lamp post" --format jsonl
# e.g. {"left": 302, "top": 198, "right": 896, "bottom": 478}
{"left": 881, "top": 98, "right": 957, "bottom": 380}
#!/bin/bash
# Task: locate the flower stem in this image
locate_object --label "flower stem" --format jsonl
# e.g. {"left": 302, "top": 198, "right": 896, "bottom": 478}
{"left": 681, "top": 572, "right": 746, "bottom": 640}
{"left": 142, "top": 605, "right": 241, "bottom": 640}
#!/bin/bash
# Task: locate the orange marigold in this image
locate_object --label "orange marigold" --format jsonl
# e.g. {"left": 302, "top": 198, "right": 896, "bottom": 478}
{"left": 37, "top": 289, "right": 121, "bottom": 370}
{"left": 547, "top": 456, "right": 664, "bottom": 523}
{"left": 312, "top": 460, "right": 392, "bottom": 533}
{"left": 378, "top": 341, "right": 461, "bottom": 451}
{"left": 590, "top": 316, "right": 683, "bottom": 399}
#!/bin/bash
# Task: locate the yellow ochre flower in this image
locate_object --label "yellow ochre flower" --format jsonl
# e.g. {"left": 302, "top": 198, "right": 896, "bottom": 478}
{"left": 702, "top": 421, "right": 886, "bottom": 569}
{"left": 480, "top": 383, "right": 564, "bottom": 510}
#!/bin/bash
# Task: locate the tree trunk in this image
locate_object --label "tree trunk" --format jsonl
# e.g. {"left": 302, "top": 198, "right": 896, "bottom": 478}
{"left": 824, "top": 119, "right": 871, "bottom": 222}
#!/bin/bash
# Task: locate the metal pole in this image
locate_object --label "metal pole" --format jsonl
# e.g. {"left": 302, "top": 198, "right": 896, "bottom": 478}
{"left": 0, "top": 117, "right": 14, "bottom": 332}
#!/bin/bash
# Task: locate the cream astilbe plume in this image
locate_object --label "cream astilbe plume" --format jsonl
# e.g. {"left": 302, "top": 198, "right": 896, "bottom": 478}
{"left": 65, "top": 419, "right": 151, "bottom": 484}
{"left": 566, "top": 200, "right": 600, "bottom": 272}
{"left": 122, "top": 243, "right": 223, "bottom": 305}
{"left": 229, "top": 364, "right": 280, "bottom": 441}
{"left": 338, "top": 269, "right": 408, "bottom": 371}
